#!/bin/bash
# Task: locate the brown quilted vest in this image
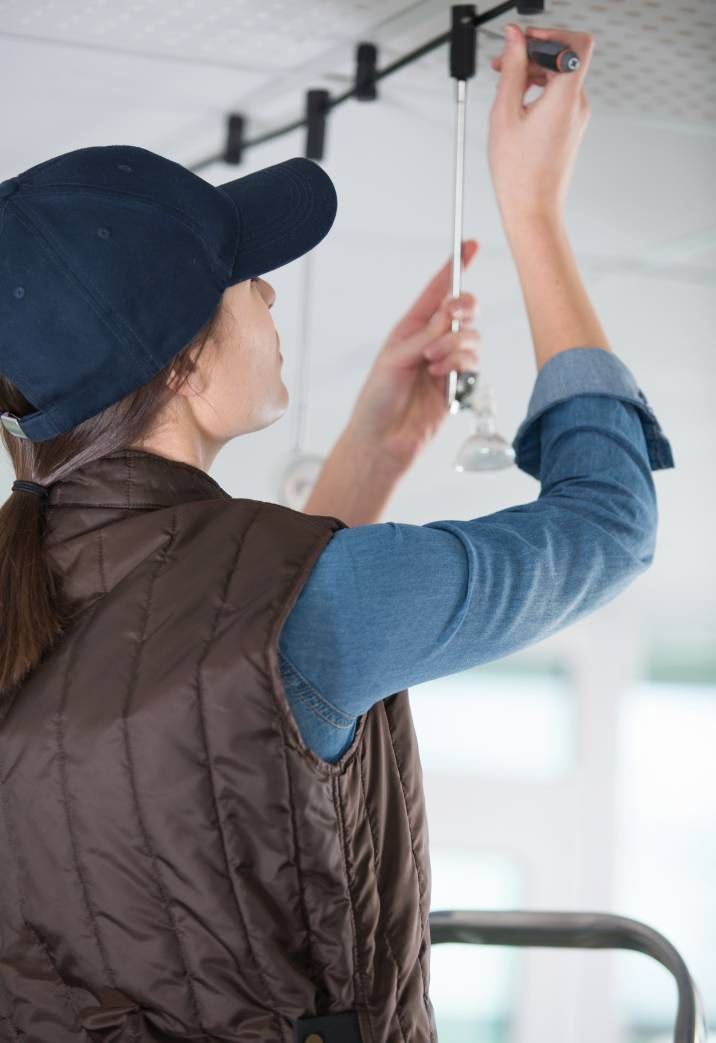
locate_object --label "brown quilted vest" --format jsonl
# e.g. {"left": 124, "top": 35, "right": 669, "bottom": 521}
{"left": 0, "top": 448, "right": 437, "bottom": 1043}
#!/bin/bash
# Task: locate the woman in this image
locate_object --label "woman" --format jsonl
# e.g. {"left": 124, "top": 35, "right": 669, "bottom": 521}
{"left": 0, "top": 24, "right": 673, "bottom": 1043}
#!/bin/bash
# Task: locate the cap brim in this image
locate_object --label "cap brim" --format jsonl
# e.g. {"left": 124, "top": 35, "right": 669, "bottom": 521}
{"left": 216, "top": 157, "right": 337, "bottom": 284}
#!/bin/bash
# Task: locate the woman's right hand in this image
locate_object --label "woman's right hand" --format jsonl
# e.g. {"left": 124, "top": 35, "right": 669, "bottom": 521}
{"left": 487, "top": 24, "right": 596, "bottom": 224}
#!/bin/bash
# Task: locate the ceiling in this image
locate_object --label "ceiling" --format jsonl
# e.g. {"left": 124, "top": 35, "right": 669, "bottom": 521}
{"left": 1, "top": 0, "right": 714, "bottom": 127}
{"left": 0, "top": 0, "right": 714, "bottom": 656}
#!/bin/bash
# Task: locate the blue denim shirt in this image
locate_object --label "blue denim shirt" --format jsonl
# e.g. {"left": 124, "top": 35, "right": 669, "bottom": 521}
{"left": 277, "top": 347, "right": 675, "bottom": 764}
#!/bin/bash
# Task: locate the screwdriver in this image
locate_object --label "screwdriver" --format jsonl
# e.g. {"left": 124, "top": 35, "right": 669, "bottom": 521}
{"left": 479, "top": 24, "right": 581, "bottom": 72}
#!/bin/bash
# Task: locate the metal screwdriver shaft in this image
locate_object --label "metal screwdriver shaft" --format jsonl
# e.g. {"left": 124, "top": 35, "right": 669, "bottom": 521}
{"left": 447, "top": 76, "right": 473, "bottom": 414}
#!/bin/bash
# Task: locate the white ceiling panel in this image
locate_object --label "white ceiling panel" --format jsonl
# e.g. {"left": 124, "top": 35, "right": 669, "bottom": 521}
{"left": 376, "top": 0, "right": 716, "bottom": 128}
{"left": 0, "top": 0, "right": 422, "bottom": 68}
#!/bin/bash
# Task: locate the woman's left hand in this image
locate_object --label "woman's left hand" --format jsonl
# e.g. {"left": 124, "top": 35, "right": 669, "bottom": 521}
{"left": 346, "top": 240, "right": 481, "bottom": 469}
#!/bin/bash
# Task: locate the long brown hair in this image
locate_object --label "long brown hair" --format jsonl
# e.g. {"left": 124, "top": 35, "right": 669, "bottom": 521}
{"left": 0, "top": 300, "right": 224, "bottom": 692}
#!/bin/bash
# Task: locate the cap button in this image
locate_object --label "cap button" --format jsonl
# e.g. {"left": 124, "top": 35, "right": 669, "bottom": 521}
{"left": 0, "top": 178, "right": 19, "bottom": 199}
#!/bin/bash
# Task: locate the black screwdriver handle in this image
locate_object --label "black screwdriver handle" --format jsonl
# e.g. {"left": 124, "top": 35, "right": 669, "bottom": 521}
{"left": 526, "top": 36, "right": 581, "bottom": 73}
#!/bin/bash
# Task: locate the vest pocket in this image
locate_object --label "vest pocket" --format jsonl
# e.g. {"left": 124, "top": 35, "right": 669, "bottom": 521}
{"left": 292, "top": 1009, "right": 363, "bottom": 1043}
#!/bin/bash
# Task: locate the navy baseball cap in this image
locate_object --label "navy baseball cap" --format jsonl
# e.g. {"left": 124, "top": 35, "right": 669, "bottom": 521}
{"left": 0, "top": 144, "right": 338, "bottom": 442}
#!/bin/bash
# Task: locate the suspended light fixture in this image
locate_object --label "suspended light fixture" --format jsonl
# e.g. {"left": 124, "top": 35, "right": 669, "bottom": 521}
{"left": 445, "top": 7, "right": 515, "bottom": 472}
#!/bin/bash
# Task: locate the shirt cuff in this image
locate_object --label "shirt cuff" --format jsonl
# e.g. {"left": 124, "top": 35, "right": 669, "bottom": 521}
{"left": 512, "top": 347, "right": 676, "bottom": 479}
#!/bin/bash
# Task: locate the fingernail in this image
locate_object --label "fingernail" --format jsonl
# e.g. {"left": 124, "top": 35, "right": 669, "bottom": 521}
{"left": 424, "top": 344, "right": 441, "bottom": 358}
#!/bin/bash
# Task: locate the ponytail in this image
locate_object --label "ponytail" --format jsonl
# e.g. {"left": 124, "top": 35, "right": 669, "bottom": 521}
{"left": 0, "top": 301, "right": 224, "bottom": 690}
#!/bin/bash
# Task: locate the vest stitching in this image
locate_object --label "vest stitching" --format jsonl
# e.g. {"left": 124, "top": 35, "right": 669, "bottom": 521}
{"left": 121, "top": 506, "right": 210, "bottom": 1041}
{"left": 96, "top": 526, "right": 108, "bottom": 595}
{"left": 357, "top": 744, "right": 410, "bottom": 1043}
{"left": 0, "top": 695, "right": 23, "bottom": 1043}
{"left": 279, "top": 736, "right": 331, "bottom": 1012}
{"left": 55, "top": 602, "right": 120, "bottom": 986}
{"left": 29, "top": 920, "right": 96, "bottom": 1041}
{"left": 49, "top": 500, "right": 196, "bottom": 509}
{"left": 0, "top": 687, "right": 93, "bottom": 1042}
{"left": 48, "top": 449, "right": 232, "bottom": 509}
{"left": 384, "top": 701, "right": 436, "bottom": 1043}
{"left": 123, "top": 448, "right": 228, "bottom": 497}
{"left": 331, "top": 774, "right": 377, "bottom": 1043}
{"left": 126, "top": 453, "right": 134, "bottom": 508}
{"left": 193, "top": 503, "right": 290, "bottom": 1042}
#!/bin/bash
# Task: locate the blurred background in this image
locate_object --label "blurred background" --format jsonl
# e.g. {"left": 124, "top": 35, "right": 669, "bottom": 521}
{"left": 1, "top": 0, "right": 714, "bottom": 1039}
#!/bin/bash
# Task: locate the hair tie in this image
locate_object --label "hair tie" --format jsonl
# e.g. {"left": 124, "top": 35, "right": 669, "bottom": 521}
{"left": 12, "top": 479, "right": 49, "bottom": 498}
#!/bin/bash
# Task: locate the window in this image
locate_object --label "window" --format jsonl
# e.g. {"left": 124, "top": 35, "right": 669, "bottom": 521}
{"left": 409, "top": 658, "right": 573, "bottom": 781}
{"left": 614, "top": 675, "right": 716, "bottom": 1040}
{"left": 429, "top": 847, "right": 525, "bottom": 1043}
{"left": 410, "top": 638, "right": 715, "bottom": 1040}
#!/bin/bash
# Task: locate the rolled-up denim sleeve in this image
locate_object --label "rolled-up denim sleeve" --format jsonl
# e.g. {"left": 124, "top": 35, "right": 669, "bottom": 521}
{"left": 278, "top": 347, "right": 675, "bottom": 753}
{"left": 513, "top": 346, "right": 674, "bottom": 478}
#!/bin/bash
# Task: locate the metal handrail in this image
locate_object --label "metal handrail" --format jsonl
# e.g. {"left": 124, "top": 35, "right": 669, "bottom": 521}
{"left": 428, "top": 909, "right": 708, "bottom": 1043}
